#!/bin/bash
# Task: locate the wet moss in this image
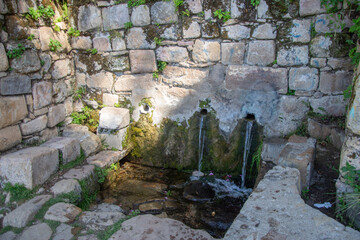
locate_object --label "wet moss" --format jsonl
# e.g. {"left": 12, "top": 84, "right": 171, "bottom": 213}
{"left": 78, "top": 53, "right": 104, "bottom": 75}
{"left": 202, "top": 21, "right": 220, "bottom": 38}
{"left": 143, "top": 25, "right": 166, "bottom": 44}
{"left": 265, "top": 0, "right": 299, "bottom": 19}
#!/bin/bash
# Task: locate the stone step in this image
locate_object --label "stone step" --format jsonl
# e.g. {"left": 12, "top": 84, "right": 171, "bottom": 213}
{"left": 86, "top": 150, "right": 128, "bottom": 168}
{"left": 308, "top": 118, "right": 345, "bottom": 149}
{"left": 0, "top": 147, "right": 59, "bottom": 189}
{"left": 63, "top": 165, "right": 100, "bottom": 193}
{"left": 41, "top": 137, "right": 81, "bottom": 165}
{"left": 261, "top": 137, "right": 287, "bottom": 164}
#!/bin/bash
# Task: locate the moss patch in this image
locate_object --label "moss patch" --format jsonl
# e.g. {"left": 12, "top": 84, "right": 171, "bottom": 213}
{"left": 265, "top": 0, "right": 299, "bottom": 19}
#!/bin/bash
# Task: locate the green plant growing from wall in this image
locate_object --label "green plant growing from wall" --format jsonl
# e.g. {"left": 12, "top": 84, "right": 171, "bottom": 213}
{"left": 67, "top": 27, "right": 80, "bottom": 37}
{"left": 49, "top": 39, "right": 62, "bottom": 52}
{"left": 53, "top": 24, "right": 61, "bottom": 32}
{"left": 154, "top": 37, "right": 163, "bottom": 46}
{"left": 182, "top": 9, "right": 190, "bottom": 17}
{"left": 27, "top": 34, "right": 35, "bottom": 41}
{"left": 214, "top": 9, "right": 231, "bottom": 22}
{"left": 71, "top": 106, "right": 100, "bottom": 132}
{"left": 310, "top": 22, "right": 317, "bottom": 38}
{"left": 286, "top": 88, "right": 296, "bottom": 95}
{"left": 125, "top": 21, "right": 133, "bottom": 29}
{"left": 3, "top": 183, "right": 36, "bottom": 202}
{"left": 249, "top": 140, "right": 262, "bottom": 178}
{"left": 27, "top": 5, "right": 55, "bottom": 21}
{"left": 73, "top": 87, "right": 86, "bottom": 101}
{"left": 173, "top": 0, "right": 184, "bottom": 11}
{"left": 87, "top": 48, "right": 98, "bottom": 55}
{"left": 128, "top": 0, "right": 146, "bottom": 8}
{"left": 250, "top": 0, "right": 260, "bottom": 7}
{"left": 6, "top": 44, "right": 25, "bottom": 59}
{"left": 153, "top": 61, "right": 167, "bottom": 79}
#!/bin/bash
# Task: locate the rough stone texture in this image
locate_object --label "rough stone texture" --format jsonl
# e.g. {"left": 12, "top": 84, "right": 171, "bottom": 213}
{"left": 340, "top": 135, "right": 360, "bottom": 172}
{"left": 319, "top": 71, "right": 353, "bottom": 94}
{"left": 109, "top": 214, "right": 214, "bottom": 240}
{"left": 129, "top": 50, "right": 157, "bottom": 73}
{"left": 310, "top": 95, "right": 347, "bottom": 116}
{"left": 299, "top": 0, "right": 326, "bottom": 16}
{"left": 17, "top": 223, "right": 52, "bottom": 240}
{"left": 0, "top": 231, "right": 16, "bottom": 240}
{"left": 78, "top": 5, "right": 102, "bottom": 32}
{"left": 308, "top": 118, "right": 332, "bottom": 140}
{"left": 79, "top": 210, "right": 126, "bottom": 231}
{"left": 99, "top": 107, "right": 130, "bottom": 130}
{"left": 52, "top": 59, "right": 71, "bottom": 80}
{"left": 111, "top": 37, "right": 126, "bottom": 51}
{"left": 87, "top": 150, "right": 126, "bottom": 168}
{"left": 151, "top": 1, "right": 178, "bottom": 24}
{"left": 40, "top": 128, "right": 58, "bottom": 141}
{"left": 193, "top": 40, "right": 220, "bottom": 63}
{"left": 0, "top": 43, "right": 8, "bottom": 71}
{"left": 224, "top": 166, "right": 360, "bottom": 240}
{"left": 0, "top": 125, "right": 21, "bottom": 152}
{"left": 183, "top": 21, "right": 201, "bottom": 39}
{"left": 261, "top": 137, "right": 287, "bottom": 164}
{"left": 131, "top": 5, "right": 150, "bottom": 27}
{"left": 3, "top": 195, "right": 52, "bottom": 228}
{"left": 278, "top": 136, "right": 316, "bottom": 189}
{"left": 156, "top": 46, "right": 188, "bottom": 63}
{"left": 62, "top": 124, "right": 101, "bottom": 157}
{"left": 51, "top": 179, "right": 82, "bottom": 198}
{"left": 330, "top": 127, "right": 345, "bottom": 150}
{"left": 97, "top": 128, "right": 127, "bottom": 151}
{"left": 103, "top": 93, "right": 118, "bottom": 107}
{"left": 246, "top": 40, "right": 275, "bottom": 66}
{"left": 40, "top": 54, "right": 51, "bottom": 73}
{"left": 315, "top": 14, "right": 352, "bottom": 33}
{"left": 0, "top": 147, "right": 58, "bottom": 189}
{"left": 290, "top": 19, "right": 311, "bottom": 43}
{"left": 252, "top": 23, "right": 276, "bottom": 39}
{"left": 6, "top": 15, "right": 27, "bottom": 40}
{"left": 310, "top": 58, "right": 327, "bottom": 68}
{"left": 44, "top": 202, "right": 82, "bottom": 223}
{"left": 289, "top": 67, "right": 319, "bottom": 94}
{"left": 221, "top": 42, "right": 245, "bottom": 65}
{"left": 63, "top": 165, "right": 99, "bottom": 193}
{"left": 53, "top": 80, "right": 68, "bottom": 103}
{"left": 257, "top": 0, "right": 270, "bottom": 19}
{"left": 93, "top": 33, "right": 112, "bottom": 52}
{"left": 126, "top": 27, "right": 154, "bottom": 49}
{"left": 87, "top": 71, "right": 114, "bottom": 91}
{"left": 53, "top": 224, "right": 74, "bottom": 240}
{"left": 32, "top": 81, "right": 52, "bottom": 110}
{"left": 48, "top": 104, "right": 66, "bottom": 127}
{"left": 0, "top": 74, "right": 31, "bottom": 95}
{"left": 161, "top": 26, "right": 180, "bottom": 40}
{"left": 42, "top": 137, "right": 81, "bottom": 164}
{"left": 77, "top": 235, "right": 97, "bottom": 240}
{"left": 104, "top": 54, "right": 129, "bottom": 72}
{"left": 162, "top": 66, "right": 208, "bottom": 87}
{"left": 222, "top": 25, "right": 250, "bottom": 40}
{"left": 0, "top": 95, "right": 28, "bottom": 129}
{"left": 102, "top": 4, "right": 129, "bottom": 31}
{"left": 348, "top": 75, "right": 360, "bottom": 134}
{"left": 20, "top": 115, "right": 47, "bottom": 135}
{"left": 328, "top": 58, "right": 354, "bottom": 71}
{"left": 225, "top": 65, "right": 288, "bottom": 94}
{"left": 39, "top": 27, "right": 69, "bottom": 52}
{"left": 10, "top": 50, "right": 41, "bottom": 74}
{"left": 186, "top": 0, "right": 202, "bottom": 13}
{"left": 310, "top": 36, "right": 332, "bottom": 58}
{"left": 277, "top": 46, "right": 309, "bottom": 66}
{"left": 71, "top": 36, "right": 92, "bottom": 50}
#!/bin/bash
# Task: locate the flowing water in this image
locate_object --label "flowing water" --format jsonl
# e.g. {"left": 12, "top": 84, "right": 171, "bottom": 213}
{"left": 198, "top": 115, "right": 206, "bottom": 171}
{"left": 241, "top": 120, "right": 254, "bottom": 188}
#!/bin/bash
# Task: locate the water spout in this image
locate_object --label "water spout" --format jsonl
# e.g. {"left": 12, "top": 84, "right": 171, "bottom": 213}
{"left": 198, "top": 114, "right": 206, "bottom": 171}
{"left": 241, "top": 120, "right": 254, "bottom": 188}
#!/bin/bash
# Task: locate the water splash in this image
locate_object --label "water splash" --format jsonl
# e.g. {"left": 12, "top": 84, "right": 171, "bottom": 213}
{"left": 207, "top": 178, "right": 252, "bottom": 199}
{"left": 241, "top": 121, "right": 254, "bottom": 188}
{"left": 198, "top": 115, "right": 206, "bottom": 171}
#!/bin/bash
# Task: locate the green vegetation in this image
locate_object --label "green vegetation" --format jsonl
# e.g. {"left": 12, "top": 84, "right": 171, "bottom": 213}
{"left": 40, "top": 59, "right": 45, "bottom": 66}
{"left": 6, "top": 44, "right": 25, "bottom": 59}
{"left": 59, "top": 149, "right": 86, "bottom": 171}
{"left": 71, "top": 106, "right": 100, "bottom": 132}
{"left": 73, "top": 87, "right": 86, "bottom": 101}
{"left": 198, "top": 11, "right": 205, "bottom": 17}
{"left": 128, "top": 0, "right": 146, "bottom": 8}
{"left": 68, "top": 27, "right": 80, "bottom": 37}
{"left": 3, "top": 183, "right": 36, "bottom": 202}
{"left": 78, "top": 180, "right": 97, "bottom": 210}
{"left": 344, "top": 83, "right": 353, "bottom": 100}
{"left": 249, "top": 140, "right": 262, "bottom": 178}
{"left": 199, "top": 98, "right": 211, "bottom": 109}
{"left": 27, "top": 34, "right": 35, "bottom": 41}
{"left": 27, "top": 5, "right": 55, "bottom": 21}
{"left": 182, "top": 9, "right": 190, "bottom": 17}
{"left": 153, "top": 61, "right": 167, "bottom": 79}
{"left": 154, "top": 37, "right": 163, "bottom": 46}
{"left": 49, "top": 39, "right": 62, "bottom": 52}
{"left": 251, "top": 0, "right": 260, "bottom": 7}
{"left": 95, "top": 166, "right": 109, "bottom": 184}
{"left": 87, "top": 48, "right": 98, "bottom": 55}
{"left": 301, "top": 187, "right": 310, "bottom": 200}
{"left": 214, "top": 9, "right": 231, "bottom": 22}
{"left": 53, "top": 25, "right": 61, "bottom": 32}
{"left": 0, "top": 226, "right": 23, "bottom": 235}
{"left": 286, "top": 88, "right": 296, "bottom": 95}
{"left": 125, "top": 21, "right": 133, "bottom": 29}
{"left": 173, "top": 0, "right": 184, "bottom": 11}
{"left": 310, "top": 22, "right": 317, "bottom": 38}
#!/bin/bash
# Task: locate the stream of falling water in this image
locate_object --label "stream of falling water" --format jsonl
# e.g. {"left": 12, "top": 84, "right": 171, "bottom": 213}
{"left": 198, "top": 115, "right": 206, "bottom": 171}
{"left": 241, "top": 120, "right": 254, "bottom": 188}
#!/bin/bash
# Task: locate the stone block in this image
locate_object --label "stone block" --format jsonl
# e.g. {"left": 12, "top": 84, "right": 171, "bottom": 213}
{"left": 40, "top": 128, "right": 58, "bottom": 141}
{"left": 17, "top": 223, "right": 52, "bottom": 240}
{"left": 52, "top": 59, "right": 71, "bottom": 80}
{"left": 289, "top": 67, "right": 319, "bottom": 93}
{"left": 0, "top": 231, "right": 16, "bottom": 240}
{"left": 6, "top": 16, "right": 27, "bottom": 40}
{"left": 44, "top": 202, "right": 82, "bottom": 223}
{"left": 252, "top": 23, "right": 276, "bottom": 39}
{"left": 10, "top": 50, "right": 41, "bottom": 73}
{"left": 39, "top": 27, "right": 55, "bottom": 51}
{"left": 201, "top": 22, "right": 220, "bottom": 38}
{"left": 183, "top": 21, "right": 201, "bottom": 39}
{"left": 277, "top": 46, "right": 309, "bottom": 66}
{"left": 51, "top": 179, "right": 82, "bottom": 198}
{"left": 53, "top": 80, "right": 68, "bottom": 103}
{"left": 156, "top": 46, "right": 188, "bottom": 63}
{"left": 71, "top": 36, "right": 92, "bottom": 50}
{"left": 97, "top": 128, "right": 127, "bottom": 151}
{"left": 126, "top": 27, "right": 154, "bottom": 49}
{"left": 278, "top": 136, "right": 316, "bottom": 189}
{"left": 319, "top": 71, "right": 353, "bottom": 94}
{"left": 0, "top": 43, "right": 9, "bottom": 71}
{"left": 62, "top": 124, "right": 101, "bottom": 157}
{"left": 246, "top": 40, "right": 275, "bottom": 66}
{"left": 129, "top": 50, "right": 157, "bottom": 73}
{"left": 53, "top": 224, "right": 74, "bottom": 240}
{"left": 0, "top": 147, "right": 58, "bottom": 189}
{"left": 310, "top": 58, "right": 327, "bottom": 68}
{"left": 290, "top": 19, "right": 311, "bottom": 43}
{"left": 102, "top": 4, "right": 129, "bottom": 31}
{"left": 131, "top": 5, "right": 150, "bottom": 26}
{"left": 103, "top": 54, "right": 130, "bottom": 72}
{"left": 347, "top": 77, "right": 360, "bottom": 134}
{"left": 330, "top": 127, "right": 345, "bottom": 150}
{"left": 87, "top": 150, "right": 127, "bottom": 168}
{"left": 186, "top": 0, "right": 202, "bottom": 13}
{"left": 63, "top": 165, "right": 99, "bottom": 193}
{"left": 111, "top": 37, "right": 126, "bottom": 51}
{"left": 0, "top": 0, "right": 8, "bottom": 15}
{"left": 315, "top": 14, "right": 352, "bottom": 34}
{"left": 0, "top": 74, "right": 31, "bottom": 95}
{"left": 0, "top": 125, "right": 21, "bottom": 152}
{"left": 299, "top": 0, "right": 326, "bottom": 16}
{"left": 0, "top": 96, "right": 27, "bottom": 129}
{"left": 221, "top": 42, "right": 245, "bottom": 65}
{"left": 161, "top": 26, "right": 180, "bottom": 40}
{"left": 79, "top": 210, "right": 126, "bottom": 231}
{"left": 20, "top": 115, "right": 47, "bottom": 135}
{"left": 222, "top": 24, "right": 250, "bottom": 40}
{"left": 225, "top": 65, "right": 288, "bottom": 94}
{"left": 193, "top": 40, "right": 220, "bottom": 63}
{"left": 42, "top": 137, "right": 81, "bottom": 164}
{"left": 151, "top": 1, "right": 178, "bottom": 24}
{"left": 48, "top": 104, "right": 66, "bottom": 127}
{"left": 99, "top": 107, "right": 130, "bottom": 130}
{"left": 40, "top": 53, "right": 51, "bottom": 73}
{"left": 339, "top": 135, "right": 360, "bottom": 173}
{"left": 3, "top": 195, "right": 52, "bottom": 228}
{"left": 307, "top": 118, "right": 332, "bottom": 140}
{"left": 78, "top": 5, "right": 102, "bottom": 32}
{"left": 328, "top": 58, "right": 354, "bottom": 71}
{"left": 93, "top": 33, "right": 112, "bottom": 52}
{"left": 114, "top": 73, "right": 154, "bottom": 92}
{"left": 261, "top": 137, "right": 287, "bottom": 164}
{"left": 33, "top": 81, "right": 52, "bottom": 110}
{"left": 103, "top": 93, "right": 118, "bottom": 107}
{"left": 162, "top": 66, "right": 208, "bottom": 87}
{"left": 310, "top": 36, "right": 332, "bottom": 58}
{"left": 87, "top": 71, "right": 114, "bottom": 91}
{"left": 310, "top": 95, "right": 347, "bottom": 116}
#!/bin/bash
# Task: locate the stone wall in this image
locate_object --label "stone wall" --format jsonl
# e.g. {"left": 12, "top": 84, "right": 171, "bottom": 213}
{"left": 0, "top": 0, "right": 355, "bottom": 154}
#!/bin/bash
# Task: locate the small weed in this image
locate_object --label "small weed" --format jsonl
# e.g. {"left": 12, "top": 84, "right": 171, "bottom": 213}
{"left": 27, "top": 5, "right": 55, "bottom": 21}
{"left": 153, "top": 71, "right": 159, "bottom": 79}
{"left": 214, "top": 9, "right": 231, "bottom": 22}
{"left": 250, "top": 0, "right": 260, "bottom": 7}
{"left": 78, "top": 180, "right": 98, "bottom": 210}
{"left": 173, "top": 0, "right": 184, "bottom": 11}
{"left": 71, "top": 106, "right": 100, "bottom": 132}
{"left": 272, "top": 60, "right": 277, "bottom": 64}
{"left": 40, "top": 59, "right": 45, "bottom": 66}
{"left": 0, "top": 226, "right": 23, "bottom": 235}
{"left": 73, "top": 87, "right": 86, "bottom": 101}
{"left": 27, "top": 34, "right": 35, "bottom": 41}
{"left": 154, "top": 37, "right": 163, "bottom": 46}
{"left": 128, "top": 0, "right": 146, "bottom": 8}
{"left": 3, "top": 183, "right": 36, "bottom": 202}
{"left": 68, "top": 27, "right": 80, "bottom": 37}
{"left": 157, "top": 61, "right": 167, "bottom": 72}
{"left": 53, "top": 25, "right": 61, "bottom": 32}
{"left": 182, "top": 9, "right": 190, "bottom": 17}
{"left": 301, "top": 187, "right": 310, "bottom": 200}
{"left": 87, "top": 48, "right": 98, "bottom": 55}
{"left": 125, "top": 21, "right": 133, "bottom": 29}
{"left": 197, "top": 11, "right": 205, "bottom": 17}
{"left": 6, "top": 44, "right": 25, "bottom": 59}
{"left": 286, "top": 88, "right": 296, "bottom": 95}
{"left": 95, "top": 166, "right": 109, "bottom": 184}
{"left": 310, "top": 22, "right": 317, "bottom": 38}
{"left": 249, "top": 140, "right": 262, "bottom": 178}
{"left": 343, "top": 84, "right": 353, "bottom": 100}
{"left": 199, "top": 98, "right": 211, "bottom": 109}
{"left": 49, "top": 39, "right": 62, "bottom": 52}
